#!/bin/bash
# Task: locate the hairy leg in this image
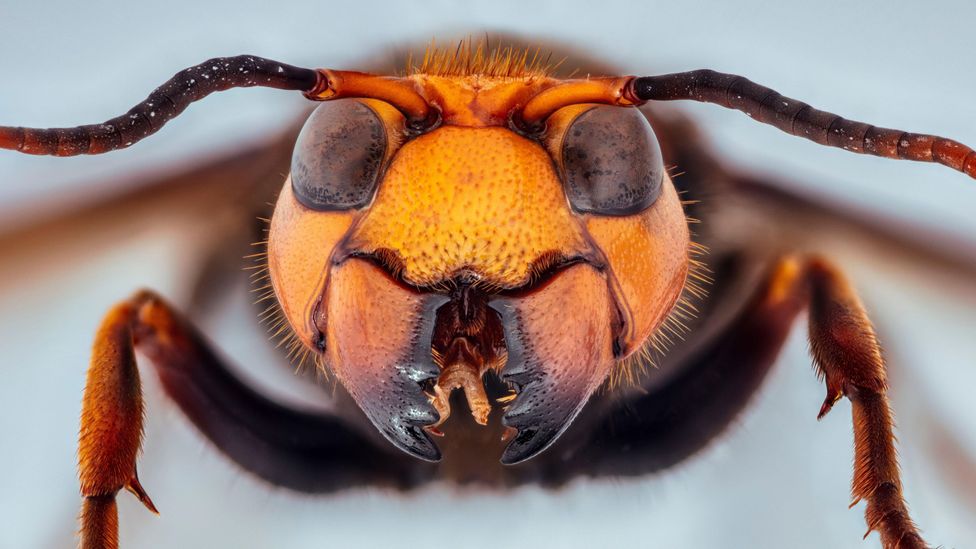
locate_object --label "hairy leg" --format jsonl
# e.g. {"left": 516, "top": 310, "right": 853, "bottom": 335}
{"left": 78, "top": 299, "right": 157, "bottom": 549}
{"left": 770, "top": 256, "right": 926, "bottom": 548}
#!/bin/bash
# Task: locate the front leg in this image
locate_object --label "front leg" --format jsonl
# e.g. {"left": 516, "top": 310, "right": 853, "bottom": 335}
{"left": 772, "top": 256, "right": 927, "bottom": 548}
{"left": 78, "top": 294, "right": 158, "bottom": 549}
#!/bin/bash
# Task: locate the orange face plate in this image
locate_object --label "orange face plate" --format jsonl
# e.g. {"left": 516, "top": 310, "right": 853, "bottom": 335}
{"left": 344, "top": 125, "right": 593, "bottom": 288}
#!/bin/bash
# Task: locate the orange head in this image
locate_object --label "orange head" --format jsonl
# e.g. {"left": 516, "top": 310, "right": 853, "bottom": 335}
{"left": 267, "top": 48, "right": 690, "bottom": 463}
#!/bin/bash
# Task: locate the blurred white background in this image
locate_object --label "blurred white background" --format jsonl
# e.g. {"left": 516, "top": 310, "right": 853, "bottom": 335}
{"left": 1, "top": 1, "right": 974, "bottom": 548}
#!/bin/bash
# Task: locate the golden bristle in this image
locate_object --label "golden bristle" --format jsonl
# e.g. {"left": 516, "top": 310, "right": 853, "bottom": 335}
{"left": 408, "top": 38, "right": 560, "bottom": 78}
{"left": 247, "top": 218, "right": 323, "bottom": 377}
{"left": 606, "top": 213, "right": 713, "bottom": 392}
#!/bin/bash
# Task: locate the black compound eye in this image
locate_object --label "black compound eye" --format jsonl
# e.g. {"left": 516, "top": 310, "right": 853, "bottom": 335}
{"left": 560, "top": 106, "right": 664, "bottom": 216}
{"left": 291, "top": 99, "right": 387, "bottom": 211}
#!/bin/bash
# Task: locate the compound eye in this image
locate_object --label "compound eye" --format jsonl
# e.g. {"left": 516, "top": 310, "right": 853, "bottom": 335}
{"left": 560, "top": 106, "right": 664, "bottom": 216}
{"left": 291, "top": 99, "right": 387, "bottom": 211}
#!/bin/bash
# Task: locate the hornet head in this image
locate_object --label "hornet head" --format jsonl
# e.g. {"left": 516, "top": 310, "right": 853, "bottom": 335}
{"left": 267, "top": 46, "right": 690, "bottom": 464}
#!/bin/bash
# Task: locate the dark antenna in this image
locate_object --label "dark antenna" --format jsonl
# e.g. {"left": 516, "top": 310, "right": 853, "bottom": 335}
{"left": 630, "top": 70, "right": 976, "bottom": 179}
{"left": 0, "top": 56, "right": 321, "bottom": 156}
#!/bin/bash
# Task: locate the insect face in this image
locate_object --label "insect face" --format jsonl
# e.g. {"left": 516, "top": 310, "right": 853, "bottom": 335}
{"left": 267, "top": 70, "right": 690, "bottom": 463}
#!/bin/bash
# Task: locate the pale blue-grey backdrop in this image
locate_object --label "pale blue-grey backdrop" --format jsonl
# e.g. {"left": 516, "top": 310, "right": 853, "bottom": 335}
{"left": 0, "top": 2, "right": 974, "bottom": 548}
